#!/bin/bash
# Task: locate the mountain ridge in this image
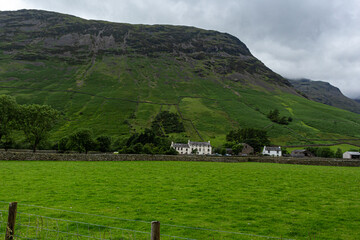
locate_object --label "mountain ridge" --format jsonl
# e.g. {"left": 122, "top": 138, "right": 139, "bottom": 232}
{"left": 289, "top": 78, "right": 360, "bottom": 114}
{"left": 0, "top": 9, "right": 293, "bottom": 90}
{"left": 1, "top": 9, "right": 360, "bottom": 147}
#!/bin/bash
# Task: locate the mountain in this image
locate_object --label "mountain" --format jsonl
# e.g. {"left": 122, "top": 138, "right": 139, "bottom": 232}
{"left": 1, "top": 9, "right": 360, "bottom": 147}
{"left": 289, "top": 79, "right": 360, "bottom": 114}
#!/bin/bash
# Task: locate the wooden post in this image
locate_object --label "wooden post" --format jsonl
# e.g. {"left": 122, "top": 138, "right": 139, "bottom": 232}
{"left": 151, "top": 221, "right": 160, "bottom": 240}
{"left": 5, "top": 202, "right": 17, "bottom": 240}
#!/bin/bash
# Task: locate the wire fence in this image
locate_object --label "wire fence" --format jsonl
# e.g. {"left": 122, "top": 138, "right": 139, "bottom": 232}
{"left": 0, "top": 201, "right": 294, "bottom": 240}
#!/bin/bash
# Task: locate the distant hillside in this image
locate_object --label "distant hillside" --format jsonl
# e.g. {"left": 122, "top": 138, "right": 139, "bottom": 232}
{"left": 289, "top": 79, "right": 360, "bottom": 114}
{"left": 1, "top": 10, "right": 360, "bottom": 147}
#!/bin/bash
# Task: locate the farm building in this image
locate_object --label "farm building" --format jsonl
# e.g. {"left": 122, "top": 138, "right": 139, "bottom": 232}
{"left": 262, "top": 146, "right": 282, "bottom": 157}
{"left": 171, "top": 140, "right": 212, "bottom": 155}
{"left": 343, "top": 151, "right": 360, "bottom": 159}
{"left": 241, "top": 143, "right": 254, "bottom": 155}
{"left": 225, "top": 143, "right": 254, "bottom": 156}
{"left": 291, "top": 149, "right": 313, "bottom": 158}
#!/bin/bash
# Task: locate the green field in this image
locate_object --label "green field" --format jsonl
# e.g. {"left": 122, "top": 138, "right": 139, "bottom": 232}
{"left": 1, "top": 161, "right": 359, "bottom": 239}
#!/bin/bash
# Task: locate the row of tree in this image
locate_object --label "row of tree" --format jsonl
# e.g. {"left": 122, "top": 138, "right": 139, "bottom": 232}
{"left": 58, "top": 128, "right": 178, "bottom": 155}
{"left": 0, "top": 98, "right": 186, "bottom": 154}
{"left": 212, "top": 128, "right": 270, "bottom": 155}
{"left": 0, "top": 95, "right": 59, "bottom": 152}
{"left": 306, "top": 147, "right": 343, "bottom": 158}
{"left": 58, "top": 129, "right": 112, "bottom": 153}
{"left": 226, "top": 128, "right": 270, "bottom": 153}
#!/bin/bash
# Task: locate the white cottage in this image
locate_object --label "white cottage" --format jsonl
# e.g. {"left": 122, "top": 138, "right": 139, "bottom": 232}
{"left": 171, "top": 140, "right": 212, "bottom": 155}
{"left": 262, "top": 146, "right": 282, "bottom": 157}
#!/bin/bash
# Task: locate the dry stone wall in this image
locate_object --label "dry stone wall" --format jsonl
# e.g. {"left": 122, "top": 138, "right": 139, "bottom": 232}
{"left": 0, "top": 151, "right": 359, "bottom": 167}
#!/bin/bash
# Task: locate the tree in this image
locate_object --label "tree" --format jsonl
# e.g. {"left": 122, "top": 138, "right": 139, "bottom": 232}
{"left": 316, "top": 148, "right": 334, "bottom": 158}
{"left": 58, "top": 136, "right": 70, "bottom": 153}
{"left": 267, "top": 109, "right": 280, "bottom": 122}
{"left": 2, "top": 134, "right": 14, "bottom": 151}
{"left": 143, "top": 143, "right": 154, "bottom": 154}
{"left": 335, "top": 148, "right": 343, "bottom": 158}
{"left": 96, "top": 135, "right": 112, "bottom": 152}
{"left": 0, "top": 95, "right": 18, "bottom": 143}
{"left": 18, "top": 104, "right": 60, "bottom": 152}
{"left": 151, "top": 111, "right": 185, "bottom": 135}
{"left": 267, "top": 109, "right": 289, "bottom": 125}
{"left": 166, "top": 147, "right": 178, "bottom": 155}
{"left": 282, "top": 147, "right": 289, "bottom": 155}
{"left": 232, "top": 144, "right": 244, "bottom": 155}
{"left": 133, "top": 143, "right": 143, "bottom": 154}
{"left": 220, "top": 148, "right": 227, "bottom": 156}
{"left": 226, "top": 128, "right": 270, "bottom": 153}
{"left": 69, "top": 129, "right": 95, "bottom": 154}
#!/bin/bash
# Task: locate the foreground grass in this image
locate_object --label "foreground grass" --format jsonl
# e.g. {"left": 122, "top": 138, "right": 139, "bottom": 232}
{"left": 0, "top": 161, "right": 359, "bottom": 239}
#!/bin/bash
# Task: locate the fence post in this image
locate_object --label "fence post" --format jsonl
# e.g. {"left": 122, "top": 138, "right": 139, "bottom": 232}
{"left": 5, "top": 202, "right": 17, "bottom": 240}
{"left": 151, "top": 221, "right": 160, "bottom": 240}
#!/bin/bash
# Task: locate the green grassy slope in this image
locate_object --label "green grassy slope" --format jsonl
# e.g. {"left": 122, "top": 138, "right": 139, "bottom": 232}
{"left": 1, "top": 54, "right": 360, "bottom": 146}
{"left": 1, "top": 10, "right": 360, "bottom": 147}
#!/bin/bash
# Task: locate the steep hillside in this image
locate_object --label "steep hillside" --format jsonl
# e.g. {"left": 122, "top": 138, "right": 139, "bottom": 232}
{"left": 1, "top": 9, "right": 360, "bottom": 147}
{"left": 289, "top": 79, "right": 360, "bottom": 114}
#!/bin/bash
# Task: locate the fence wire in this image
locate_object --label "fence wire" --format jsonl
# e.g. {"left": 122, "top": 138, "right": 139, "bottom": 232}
{"left": 0, "top": 202, "right": 295, "bottom": 240}
{"left": 1, "top": 209, "right": 192, "bottom": 240}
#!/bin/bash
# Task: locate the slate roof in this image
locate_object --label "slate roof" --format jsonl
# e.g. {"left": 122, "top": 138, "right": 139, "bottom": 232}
{"left": 189, "top": 141, "right": 211, "bottom": 147}
{"left": 292, "top": 149, "right": 306, "bottom": 153}
{"left": 172, "top": 143, "right": 189, "bottom": 148}
{"left": 264, "top": 146, "right": 281, "bottom": 151}
{"left": 345, "top": 151, "right": 360, "bottom": 155}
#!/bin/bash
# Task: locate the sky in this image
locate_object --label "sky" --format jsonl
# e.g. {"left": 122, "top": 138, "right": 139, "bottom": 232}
{"left": 1, "top": 0, "right": 360, "bottom": 97}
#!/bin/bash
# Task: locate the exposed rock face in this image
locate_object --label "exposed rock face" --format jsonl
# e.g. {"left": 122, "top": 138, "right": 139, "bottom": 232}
{"left": 289, "top": 79, "right": 360, "bottom": 114}
{"left": 0, "top": 9, "right": 292, "bottom": 88}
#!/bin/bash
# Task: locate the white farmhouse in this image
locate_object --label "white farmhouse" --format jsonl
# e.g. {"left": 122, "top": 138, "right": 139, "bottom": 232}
{"left": 170, "top": 142, "right": 190, "bottom": 155}
{"left": 171, "top": 140, "right": 212, "bottom": 155}
{"left": 262, "top": 146, "right": 282, "bottom": 157}
{"left": 343, "top": 151, "right": 360, "bottom": 159}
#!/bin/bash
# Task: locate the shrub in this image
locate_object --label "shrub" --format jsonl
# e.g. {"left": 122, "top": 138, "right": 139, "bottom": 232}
{"left": 267, "top": 109, "right": 289, "bottom": 125}
{"left": 335, "top": 148, "right": 343, "bottom": 158}
{"left": 232, "top": 144, "right": 244, "bottom": 155}
{"left": 58, "top": 137, "right": 70, "bottom": 153}
{"left": 226, "top": 128, "right": 270, "bottom": 153}
{"left": 151, "top": 111, "right": 185, "bottom": 135}
{"left": 96, "top": 135, "right": 112, "bottom": 152}
{"left": 69, "top": 129, "right": 95, "bottom": 154}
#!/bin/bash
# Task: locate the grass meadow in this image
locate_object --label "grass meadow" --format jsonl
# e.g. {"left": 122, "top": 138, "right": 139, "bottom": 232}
{"left": 0, "top": 161, "right": 359, "bottom": 239}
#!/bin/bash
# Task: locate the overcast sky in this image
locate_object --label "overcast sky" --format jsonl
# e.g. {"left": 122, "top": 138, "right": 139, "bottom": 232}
{"left": 1, "top": 0, "right": 360, "bottom": 97}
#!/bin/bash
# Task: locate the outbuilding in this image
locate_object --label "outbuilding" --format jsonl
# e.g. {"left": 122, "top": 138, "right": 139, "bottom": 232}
{"left": 343, "top": 151, "right": 360, "bottom": 159}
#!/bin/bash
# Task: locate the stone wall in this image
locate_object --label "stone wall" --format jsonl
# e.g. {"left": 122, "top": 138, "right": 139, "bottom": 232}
{"left": 0, "top": 151, "right": 247, "bottom": 162}
{"left": 0, "top": 151, "right": 359, "bottom": 167}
